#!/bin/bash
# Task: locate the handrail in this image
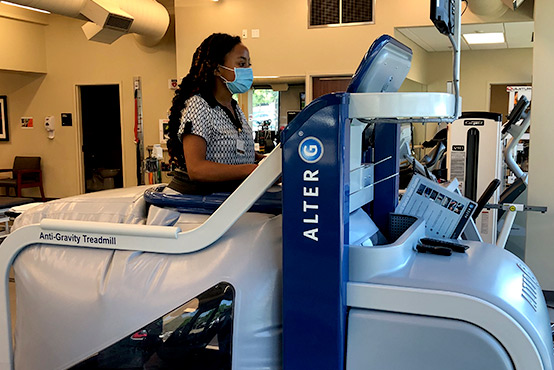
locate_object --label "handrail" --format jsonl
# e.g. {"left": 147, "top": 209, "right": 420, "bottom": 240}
{"left": 348, "top": 92, "right": 458, "bottom": 124}
{"left": 504, "top": 113, "right": 530, "bottom": 183}
{"left": 0, "top": 145, "right": 282, "bottom": 369}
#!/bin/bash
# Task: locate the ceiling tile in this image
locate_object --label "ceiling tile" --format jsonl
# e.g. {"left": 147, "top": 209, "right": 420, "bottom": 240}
{"left": 396, "top": 21, "right": 533, "bottom": 52}
{"left": 397, "top": 26, "right": 461, "bottom": 52}
{"left": 460, "top": 23, "right": 505, "bottom": 34}
{"left": 397, "top": 28, "right": 436, "bottom": 52}
{"left": 468, "top": 42, "right": 508, "bottom": 50}
{"left": 504, "top": 21, "right": 534, "bottom": 48}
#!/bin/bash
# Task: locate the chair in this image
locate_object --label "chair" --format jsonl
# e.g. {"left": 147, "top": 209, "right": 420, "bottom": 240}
{"left": 0, "top": 156, "right": 45, "bottom": 201}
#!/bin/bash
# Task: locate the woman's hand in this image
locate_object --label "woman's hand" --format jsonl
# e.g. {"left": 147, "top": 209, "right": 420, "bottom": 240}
{"left": 255, "top": 151, "right": 266, "bottom": 162}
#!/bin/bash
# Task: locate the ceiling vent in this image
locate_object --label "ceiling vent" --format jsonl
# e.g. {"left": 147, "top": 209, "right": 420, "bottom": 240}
{"left": 81, "top": 0, "right": 134, "bottom": 43}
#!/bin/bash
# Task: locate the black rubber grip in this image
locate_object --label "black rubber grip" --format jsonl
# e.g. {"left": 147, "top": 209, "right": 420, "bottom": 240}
{"left": 419, "top": 238, "right": 469, "bottom": 253}
{"left": 416, "top": 244, "right": 453, "bottom": 256}
{"left": 473, "top": 179, "right": 501, "bottom": 220}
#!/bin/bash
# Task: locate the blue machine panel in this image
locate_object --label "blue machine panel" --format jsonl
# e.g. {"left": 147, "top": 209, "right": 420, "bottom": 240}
{"left": 282, "top": 93, "right": 350, "bottom": 370}
{"left": 143, "top": 185, "right": 282, "bottom": 215}
{"left": 371, "top": 123, "right": 400, "bottom": 231}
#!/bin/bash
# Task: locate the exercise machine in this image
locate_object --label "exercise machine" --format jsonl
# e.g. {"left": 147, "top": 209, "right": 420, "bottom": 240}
{"left": 447, "top": 112, "right": 504, "bottom": 243}
{"left": 448, "top": 95, "right": 546, "bottom": 249}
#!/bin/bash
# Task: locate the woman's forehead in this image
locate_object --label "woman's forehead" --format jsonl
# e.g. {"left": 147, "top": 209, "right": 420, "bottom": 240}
{"left": 226, "top": 43, "right": 250, "bottom": 60}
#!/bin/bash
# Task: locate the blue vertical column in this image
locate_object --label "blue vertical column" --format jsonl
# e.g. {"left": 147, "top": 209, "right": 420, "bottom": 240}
{"left": 371, "top": 122, "right": 400, "bottom": 233}
{"left": 281, "top": 93, "right": 350, "bottom": 370}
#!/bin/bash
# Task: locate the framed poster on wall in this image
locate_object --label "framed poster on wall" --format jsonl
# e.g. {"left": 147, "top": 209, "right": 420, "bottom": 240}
{"left": 0, "top": 96, "right": 8, "bottom": 141}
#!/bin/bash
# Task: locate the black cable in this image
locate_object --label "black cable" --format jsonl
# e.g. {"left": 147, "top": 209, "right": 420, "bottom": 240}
{"left": 461, "top": 0, "right": 469, "bottom": 16}
{"left": 410, "top": 123, "right": 414, "bottom": 151}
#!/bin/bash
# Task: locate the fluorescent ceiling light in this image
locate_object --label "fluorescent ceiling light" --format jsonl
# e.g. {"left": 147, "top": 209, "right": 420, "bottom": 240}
{"left": 463, "top": 32, "right": 505, "bottom": 45}
{"left": 1, "top": 1, "right": 50, "bottom": 13}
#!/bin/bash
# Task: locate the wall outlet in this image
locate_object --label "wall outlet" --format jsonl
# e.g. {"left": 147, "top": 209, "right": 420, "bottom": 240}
{"left": 45, "top": 116, "right": 55, "bottom": 127}
{"left": 242, "top": 29, "right": 248, "bottom": 39}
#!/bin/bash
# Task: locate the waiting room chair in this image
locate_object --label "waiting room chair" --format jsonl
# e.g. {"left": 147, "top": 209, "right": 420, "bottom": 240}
{"left": 0, "top": 156, "right": 45, "bottom": 201}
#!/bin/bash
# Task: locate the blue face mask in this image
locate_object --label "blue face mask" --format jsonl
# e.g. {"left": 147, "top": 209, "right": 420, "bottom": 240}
{"left": 219, "top": 65, "right": 253, "bottom": 94}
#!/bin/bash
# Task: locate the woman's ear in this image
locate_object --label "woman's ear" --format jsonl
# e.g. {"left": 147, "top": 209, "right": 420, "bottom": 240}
{"left": 214, "top": 66, "right": 221, "bottom": 77}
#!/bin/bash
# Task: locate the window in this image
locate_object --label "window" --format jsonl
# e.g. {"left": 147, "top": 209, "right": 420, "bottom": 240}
{"left": 249, "top": 84, "right": 306, "bottom": 153}
{"left": 309, "top": 0, "right": 374, "bottom": 27}
{"left": 251, "top": 89, "right": 279, "bottom": 131}
{"left": 70, "top": 283, "right": 235, "bottom": 370}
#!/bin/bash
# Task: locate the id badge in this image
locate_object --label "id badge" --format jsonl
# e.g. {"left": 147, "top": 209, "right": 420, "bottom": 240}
{"left": 236, "top": 139, "right": 246, "bottom": 155}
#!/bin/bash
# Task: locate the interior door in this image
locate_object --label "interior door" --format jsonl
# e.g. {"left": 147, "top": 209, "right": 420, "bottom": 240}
{"left": 312, "top": 76, "right": 352, "bottom": 100}
{"left": 79, "top": 85, "right": 123, "bottom": 193}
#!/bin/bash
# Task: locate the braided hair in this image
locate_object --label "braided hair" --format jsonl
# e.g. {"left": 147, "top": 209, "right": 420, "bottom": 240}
{"left": 167, "top": 33, "right": 242, "bottom": 169}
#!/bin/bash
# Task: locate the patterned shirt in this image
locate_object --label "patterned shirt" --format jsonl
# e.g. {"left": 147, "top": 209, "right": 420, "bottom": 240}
{"left": 177, "top": 94, "right": 255, "bottom": 165}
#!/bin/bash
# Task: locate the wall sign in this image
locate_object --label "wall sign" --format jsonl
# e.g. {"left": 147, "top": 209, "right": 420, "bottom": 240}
{"left": 21, "top": 117, "right": 34, "bottom": 129}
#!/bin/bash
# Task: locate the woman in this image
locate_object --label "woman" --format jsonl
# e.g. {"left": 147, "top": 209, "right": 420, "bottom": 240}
{"left": 166, "top": 33, "right": 263, "bottom": 195}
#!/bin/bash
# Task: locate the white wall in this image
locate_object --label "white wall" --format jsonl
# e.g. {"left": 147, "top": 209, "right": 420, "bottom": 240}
{"left": 427, "top": 48, "right": 533, "bottom": 111}
{"left": 0, "top": 3, "right": 47, "bottom": 73}
{"left": 526, "top": 0, "right": 554, "bottom": 290}
{"left": 174, "top": 0, "right": 531, "bottom": 84}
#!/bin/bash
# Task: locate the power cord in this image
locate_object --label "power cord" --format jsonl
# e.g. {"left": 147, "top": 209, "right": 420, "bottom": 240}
{"left": 461, "top": 0, "right": 469, "bottom": 16}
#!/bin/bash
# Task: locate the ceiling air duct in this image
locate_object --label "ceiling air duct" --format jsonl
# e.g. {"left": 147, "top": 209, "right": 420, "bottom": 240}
{"left": 5, "top": 0, "right": 169, "bottom": 45}
{"left": 467, "top": 0, "right": 527, "bottom": 17}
